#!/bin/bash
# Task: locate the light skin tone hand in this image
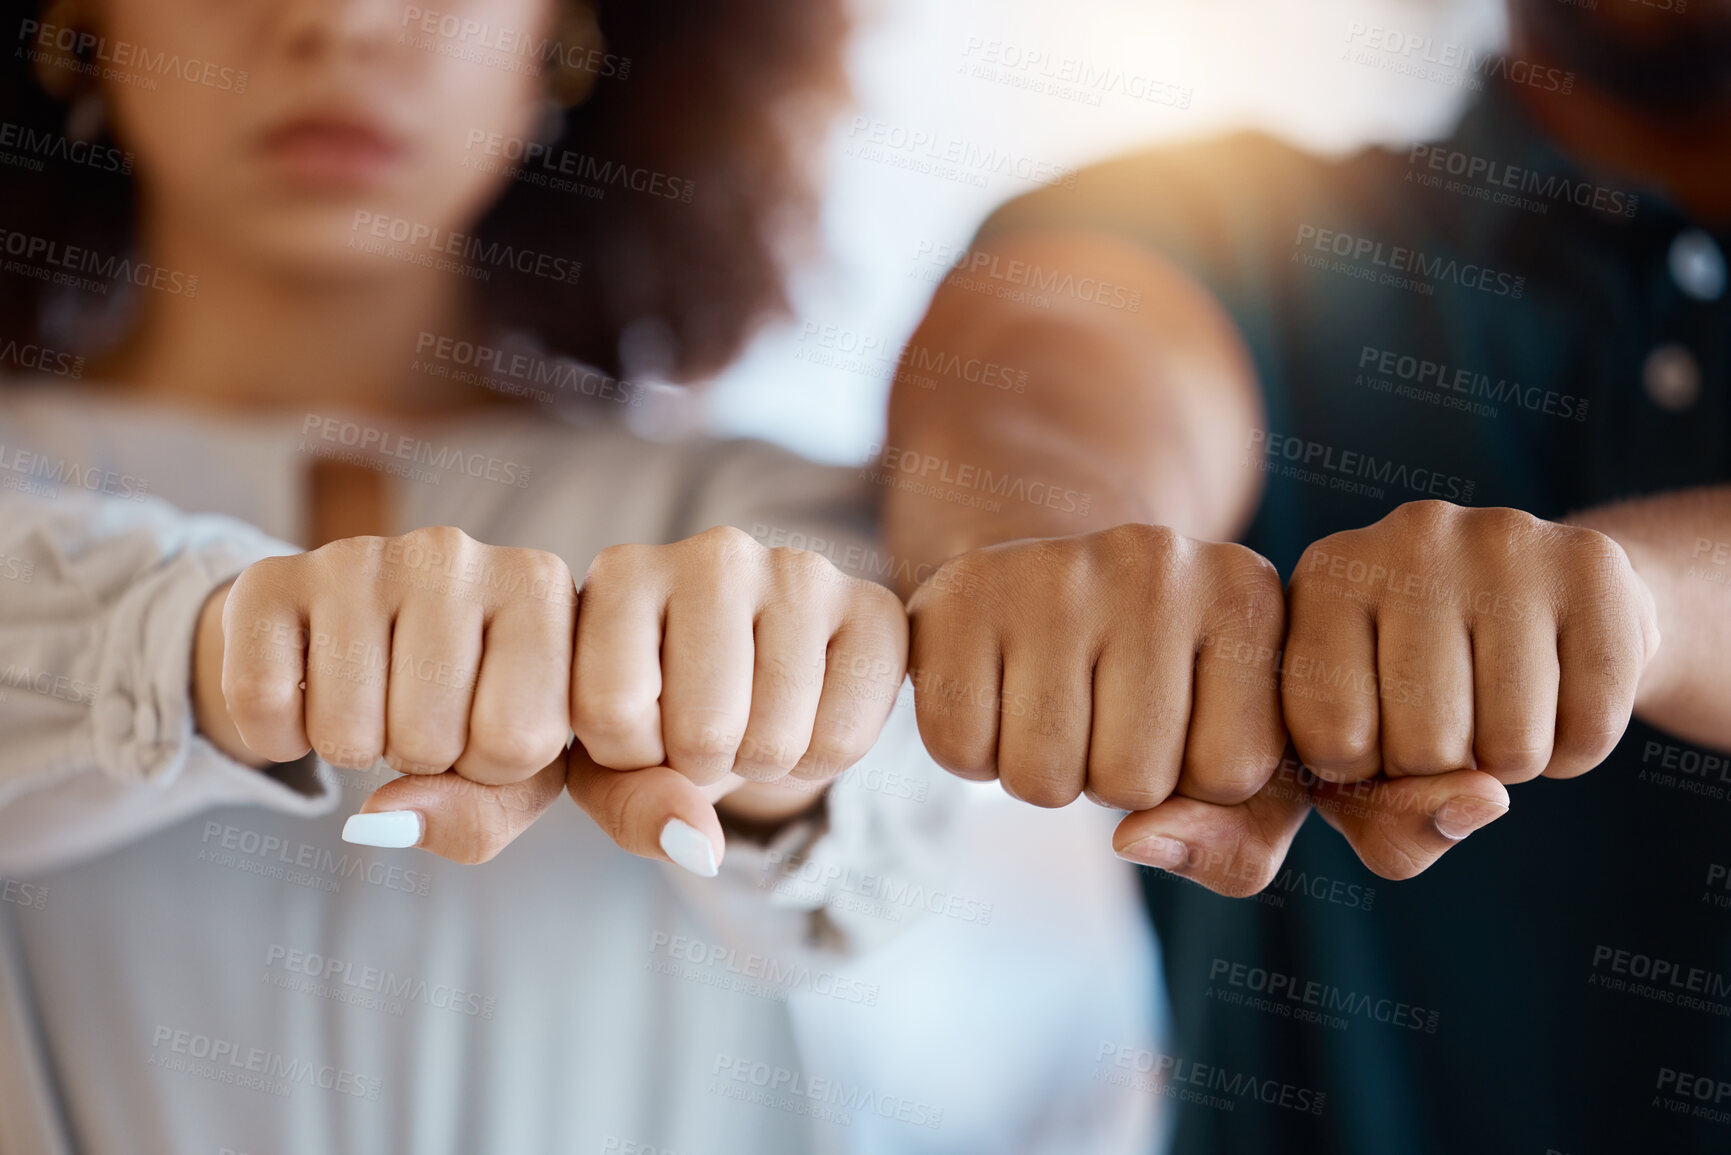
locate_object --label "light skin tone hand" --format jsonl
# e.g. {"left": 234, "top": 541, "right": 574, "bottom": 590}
{"left": 193, "top": 525, "right": 908, "bottom": 872}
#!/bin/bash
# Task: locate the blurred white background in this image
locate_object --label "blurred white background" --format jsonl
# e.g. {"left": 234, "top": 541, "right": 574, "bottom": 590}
{"left": 695, "top": 0, "right": 1506, "bottom": 463}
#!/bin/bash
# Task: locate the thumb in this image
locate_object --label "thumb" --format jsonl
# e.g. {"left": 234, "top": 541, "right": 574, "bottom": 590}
{"left": 1113, "top": 756, "right": 1314, "bottom": 897}
{"left": 565, "top": 742, "right": 727, "bottom": 878}
{"left": 343, "top": 756, "right": 568, "bottom": 865}
{"left": 1311, "top": 768, "right": 1509, "bottom": 880}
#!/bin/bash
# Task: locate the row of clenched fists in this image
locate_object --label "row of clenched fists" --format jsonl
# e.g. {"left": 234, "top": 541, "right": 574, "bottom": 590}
{"left": 197, "top": 500, "right": 1658, "bottom": 890}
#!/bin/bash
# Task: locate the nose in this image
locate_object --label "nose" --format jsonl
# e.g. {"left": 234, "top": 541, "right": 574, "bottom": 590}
{"left": 275, "top": 0, "right": 400, "bottom": 65}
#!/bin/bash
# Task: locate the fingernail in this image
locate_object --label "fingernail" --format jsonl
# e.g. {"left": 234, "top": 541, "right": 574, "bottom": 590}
{"left": 1116, "top": 834, "right": 1189, "bottom": 871}
{"left": 342, "top": 810, "right": 425, "bottom": 849}
{"left": 1433, "top": 796, "right": 1508, "bottom": 842}
{"left": 659, "top": 818, "right": 719, "bottom": 878}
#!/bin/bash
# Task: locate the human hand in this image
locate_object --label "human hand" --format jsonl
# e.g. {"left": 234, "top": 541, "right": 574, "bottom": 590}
{"left": 564, "top": 525, "right": 909, "bottom": 874}
{"left": 906, "top": 524, "right": 1292, "bottom": 875}
{"left": 208, "top": 527, "right": 577, "bottom": 864}
{"left": 1276, "top": 501, "right": 1661, "bottom": 878}
{"left": 203, "top": 526, "right": 908, "bottom": 874}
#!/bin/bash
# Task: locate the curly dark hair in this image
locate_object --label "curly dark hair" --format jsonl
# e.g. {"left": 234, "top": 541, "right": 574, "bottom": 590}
{"left": 0, "top": 0, "right": 849, "bottom": 381}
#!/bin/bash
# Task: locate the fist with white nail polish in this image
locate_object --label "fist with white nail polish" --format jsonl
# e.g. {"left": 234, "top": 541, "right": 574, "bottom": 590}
{"left": 561, "top": 525, "right": 910, "bottom": 874}
{"left": 203, "top": 525, "right": 577, "bottom": 864}
{"left": 196, "top": 524, "right": 909, "bottom": 875}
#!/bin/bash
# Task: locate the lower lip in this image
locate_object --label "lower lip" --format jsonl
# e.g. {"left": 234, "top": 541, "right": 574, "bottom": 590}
{"left": 260, "top": 129, "right": 401, "bottom": 190}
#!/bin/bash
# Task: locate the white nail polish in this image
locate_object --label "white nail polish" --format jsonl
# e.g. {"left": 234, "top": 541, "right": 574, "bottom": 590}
{"left": 342, "top": 810, "right": 424, "bottom": 849}
{"left": 659, "top": 818, "right": 719, "bottom": 878}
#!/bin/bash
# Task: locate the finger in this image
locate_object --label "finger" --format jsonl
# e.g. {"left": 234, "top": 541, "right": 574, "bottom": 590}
{"left": 571, "top": 549, "right": 667, "bottom": 770}
{"left": 1283, "top": 566, "right": 1381, "bottom": 782}
{"left": 1547, "top": 599, "right": 1648, "bottom": 779}
{"left": 1179, "top": 568, "right": 1287, "bottom": 804}
{"left": 1113, "top": 755, "right": 1314, "bottom": 898}
{"left": 344, "top": 755, "right": 567, "bottom": 865}
{"left": 659, "top": 580, "right": 756, "bottom": 786}
{"left": 791, "top": 595, "right": 908, "bottom": 781}
{"left": 1311, "top": 768, "right": 1508, "bottom": 880}
{"left": 302, "top": 596, "right": 391, "bottom": 770}
{"left": 734, "top": 602, "right": 831, "bottom": 782}
{"left": 220, "top": 557, "right": 313, "bottom": 764}
{"left": 907, "top": 595, "right": 1002, "bottom": 781}
{"left": 1087, "top": 632, "right": 1187, "bottom": 811}
{"left": 565, "top": 743, "right": 725, "bottom": 877}
{"left": 1470, "top": 610, "right": 1559, "bottom": 783}
{"left": 456, "top": 580, "right": 576, "bottom": 786}
{"left": 384, "top": 597, "right": 482, "bottom": 776}
{"left": 1375, "top": 608, "right": 1474, "bottom": 778}
{"left": 997, "top": 629, "right": 1095, "bottom": 808}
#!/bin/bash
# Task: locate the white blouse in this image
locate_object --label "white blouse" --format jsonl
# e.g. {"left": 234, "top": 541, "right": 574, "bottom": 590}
{"left": 0, "top": 382, "right": 1162, "bottom": 1155}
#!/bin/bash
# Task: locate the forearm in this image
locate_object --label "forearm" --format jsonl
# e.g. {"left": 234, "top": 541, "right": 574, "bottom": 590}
{"left": 883, "top": 227, "right": 1264, "bottom": 594}
{"left": 1570, "top": 486, "right": 1731, "bottom": 751}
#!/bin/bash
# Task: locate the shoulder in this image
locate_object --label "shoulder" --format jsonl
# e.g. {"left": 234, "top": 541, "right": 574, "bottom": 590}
{"left": 977, "top": 131, "right": 1420, "bottom": 288}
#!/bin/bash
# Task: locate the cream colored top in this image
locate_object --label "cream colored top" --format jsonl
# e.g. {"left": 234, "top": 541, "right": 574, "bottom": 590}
{"left": 0, "top": 382, "right": 1161, "bottom": 1155}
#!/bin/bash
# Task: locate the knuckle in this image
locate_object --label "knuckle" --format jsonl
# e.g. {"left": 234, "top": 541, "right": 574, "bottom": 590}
{"left": 572, "top": 694, "right": 655, "bottom": 752}
{"left": 769, "top": 545, "right": 834, "bottom": 585}
{"left": 1475, "top": 730, "right": 1552, "bottom": 780}
{"left": 584, "top": 542, "right": 652, "bottom": 586}
{"left": 305, "top": 705, "right": 380, "bottom": 751}
{"left": 222, "top": 670, "right": 298, "bottom": 721}
{"left": 1287, "top": 712, "right": 1378, "bottom": 773}
{"left": 1468, "top": 505, "right": 1542, "bottom": 546}
{"left": 1554, "top": 716, "right": 1628, "bottom": 769}
{"left": 1291, "top": 532, "right": 1360, "bottom": 593}
{"left": 1000, "top": 768, "right": 1082, "bottom": 809}
{"left": 311, "top": 734, "right": 383, "bottom": 769}
{"left": 1087, "top": 750, "right": 1181, "bottom": 809}
{"left": 1388, "top": 499, "right": 1459, "bottom": 532}
{"left": 800, "top": 727, "right": 874, "bottom": 778}
{"left": 693, "top": 524, "right": 758, "bottom": 563}
{"left": 1101, "top": 521, "right": 1184, "bottom": 561}
{"left": 1086, "top": 778, "right": 1170, "bottom": 812}
{"left": 515, "top": 548, "right": 574, "bottom": 590}
{"left": 410, "top": 524, "right": 474, "bottom": 552}
{"left": 385, "top": 736, "right": 462, "bottom": 775}
{"left": 850, "top": 577, "right": 911, "bottom": 630}
{"left": 1203, "top": 547, "right": 1286, "bottom": 632}
{"left": 1186, "top": 753, "right": 1280, "bottom": 804}
{"left": 664, "top": 717, "right": 742, "bottom": 766}
{"left": 468, "top": 723, "right": 565, "bottom": 778}
{"left": 735, "top": 728, "right": 805, "bottom": 774}
{"left": 1382, "top": 733, "right": 1467, "bottom": 777}
{"left": 757, "top": 648, "right": 826, "bottom": 699}
{"left": 232, "top": 552, "right": 301, "bottom": 596}
{"left": 914, "top": 713, "right": 995, "bottom": 781}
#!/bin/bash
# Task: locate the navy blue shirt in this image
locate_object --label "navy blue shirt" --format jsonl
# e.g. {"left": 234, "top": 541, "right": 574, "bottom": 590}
{"left": 983, "top": 77, "right": 1731, "bottom": 1155}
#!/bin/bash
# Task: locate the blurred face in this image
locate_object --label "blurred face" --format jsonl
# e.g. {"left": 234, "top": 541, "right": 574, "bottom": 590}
{"left": 87, "top": 0, "right": 557, "bottom": 277}
{"left": 1512, "top": 0, "right": 1731, "bottom": 114}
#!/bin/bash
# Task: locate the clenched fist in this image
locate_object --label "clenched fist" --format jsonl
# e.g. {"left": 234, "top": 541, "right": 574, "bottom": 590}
{"left": 1282, "top": 501, "right": 1662, "bottom": 876}
{"left": 906, "top": 523, "right": 1288, "bottom": 817}
{"left": 210, "top": 527, "right": 578, "bottom": 865}
{"left": 198, "top": 525, "right": 908, "bottom": 872}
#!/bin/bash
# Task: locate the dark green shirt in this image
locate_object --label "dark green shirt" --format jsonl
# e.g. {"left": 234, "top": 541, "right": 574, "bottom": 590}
{"left": 982, "top": 77, "right": 1731, "bottom": 1155}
